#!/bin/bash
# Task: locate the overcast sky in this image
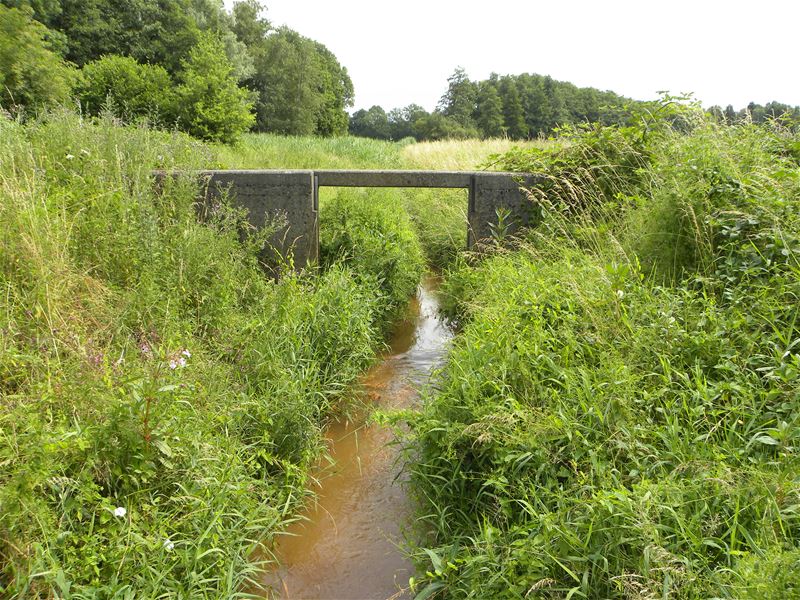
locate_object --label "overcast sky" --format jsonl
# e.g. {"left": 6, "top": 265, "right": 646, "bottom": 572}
{"left": 224, "top": 0, "right": 800, "bottom": 113}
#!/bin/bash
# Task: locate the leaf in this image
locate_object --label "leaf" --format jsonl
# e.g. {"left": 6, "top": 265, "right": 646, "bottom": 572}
{"left": 753, "top": 434, "right": 780, "bottom": 446}
{"left": 422, "top": 547, "right": 444, "bottom": 575}
{"left": 154, "top": 439, "right": 173, "bottom": 458}
{"left": 415, "top": 581, "right": 445, "bottom": 600}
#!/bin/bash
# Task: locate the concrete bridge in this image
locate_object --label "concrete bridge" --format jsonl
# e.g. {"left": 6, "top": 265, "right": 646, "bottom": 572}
{"left": 194, "top": 170, "right": 540, "bottom": 267}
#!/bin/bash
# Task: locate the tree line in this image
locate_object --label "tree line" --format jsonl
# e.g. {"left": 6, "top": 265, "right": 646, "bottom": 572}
{"left": 0, "top": 0, "right": 353, "bottom": 142}
{"left": 708, "top": 101, "right": 800, "bottom": 126}
{"left": 3, "top": 2, "right": 798, "bottom": 145}
{"left": 349, "top": 67, "right": 636, "bottom": 141}
{"left": 350, "top": 67, "right": 800, "bottom": 142}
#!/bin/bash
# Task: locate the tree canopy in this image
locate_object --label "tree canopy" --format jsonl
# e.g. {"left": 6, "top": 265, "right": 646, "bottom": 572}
{"left": 0, "top": 5, "right": 75, "bottom": 110}
{"left": 350, "top": 67, "right": 800, "bottom": 142}
{"left": 0, "top": 0, "right": 354, "bottom": 141}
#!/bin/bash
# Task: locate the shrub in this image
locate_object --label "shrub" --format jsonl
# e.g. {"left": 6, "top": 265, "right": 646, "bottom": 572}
{"left": 175, "top": 32, "right": 255, "bottom": 143}
{"left": 320, "top": 188, "right": 426, "bottom": 327}
{"left": 78, "top": 55, "right": 175, "bottom": 123}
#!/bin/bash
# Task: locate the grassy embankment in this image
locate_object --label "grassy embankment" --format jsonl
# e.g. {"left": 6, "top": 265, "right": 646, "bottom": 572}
{"left": 404, "top": 107, "right": 800, "bottom": 598}
{"left": 0, "top": 114, "right": 461, "bottom": 597}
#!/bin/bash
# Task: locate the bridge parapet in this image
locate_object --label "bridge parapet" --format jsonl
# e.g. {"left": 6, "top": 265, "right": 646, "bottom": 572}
{"left": 178, "top": 169, "right": 540, "bottom": 269}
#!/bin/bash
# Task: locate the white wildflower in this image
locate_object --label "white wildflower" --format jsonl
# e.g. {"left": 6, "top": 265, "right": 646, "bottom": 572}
{"left": 113, "top": 506, "right": 127, "bottom": 518}
{"left": 181, "top": 349, "right": 191, "bottom": 358}
{"left": 65, "top": 153, "right": 75, "bottom": 160}
{"left": 163, "top": 538, "right": 175, "bottom": 551}
{"left": 615, "top": 289, "right": 625, "bottom": 299}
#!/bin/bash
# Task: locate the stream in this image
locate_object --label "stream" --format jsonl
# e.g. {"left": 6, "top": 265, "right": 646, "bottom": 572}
{"left": 258, "top": 276, "right": 452, "bottom": 599}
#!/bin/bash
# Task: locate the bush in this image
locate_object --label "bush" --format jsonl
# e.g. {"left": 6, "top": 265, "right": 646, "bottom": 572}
{"left": 320, "top": 188, "right": 426, "bottom": 327}
{"left": 175, "top": 32, "right": 255, "bottom": 143}
{"left": 78, "top": 55, "right": 175, "bottom": 123}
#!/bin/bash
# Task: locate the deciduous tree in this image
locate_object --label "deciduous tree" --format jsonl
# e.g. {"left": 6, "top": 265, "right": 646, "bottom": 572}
{"left": 175, "top": 32, "right": 254, "bottom": 143}
{"left": 0, "top": 5, "right": 75, "bottom": 110}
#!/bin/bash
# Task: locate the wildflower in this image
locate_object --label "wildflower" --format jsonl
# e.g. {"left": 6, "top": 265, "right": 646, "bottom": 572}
{"left": 169, "top": 349, "right": 190, "bottom": 369}
{"left": 81, "top": 149, "right": 90, "bottom": 157}
{"left": 163, "top": 538, "right": 175, "bottom": 551}
{"left": 139, "top": 342, "right": 152, "bottom": 356}
{"left": 113, "top": 506, "right": 127, "bottom": 518}
{"left": 615, "top": 289, "right": 625, "bottom": 299}
{"left": 65, "top": 153, "right": 75, "bottom": 160}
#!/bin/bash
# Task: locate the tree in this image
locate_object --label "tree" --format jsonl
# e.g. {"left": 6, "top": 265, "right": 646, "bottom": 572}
{"left": 349, "top": 105, "right": 391, "bottom": 139}
{"left": 312, "top": 41, "right": 353, "bottom": 136}
{"left": 249, "top": 27, "right": 351, "bottom": 136}
{"left": 437, "top": 67, "right": 477, "bottom": 129}
{"left": 498, "top": 76, "right": 527, "bottom": 139}
{"left": 475, "top": 80, "right": 504, "bottom": 138}
{"left": 251, "top": 27, "right": 319, "bottom": 134}
{"left": 47, "top": 0, "right": 201, "bottom": 74}
{"left": 0, "top": 5, "right": 75, "bottom": 110}
{"left": 78, "top": 55, "right": 175, "bottom": 123}
{"left": 175, "top": 32, "right": 254, "bottom": 143}
{"left": 231, "top": 0, "right": 270, "bottom": 48}
{"left": 1, "top": 0, "right": 67, "bottom": 52}
{"left": 413, "top": 112, "right": 476, "bottom": 141}
{"left": 388, "top": 104, "right": 428, "bottom": 140}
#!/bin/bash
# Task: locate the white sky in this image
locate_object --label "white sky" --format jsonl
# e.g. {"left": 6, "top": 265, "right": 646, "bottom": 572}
{"left": 224, "top": 0, "right": 800, "bottom": 112}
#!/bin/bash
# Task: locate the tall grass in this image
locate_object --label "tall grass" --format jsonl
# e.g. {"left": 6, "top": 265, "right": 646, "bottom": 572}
{"left": 400, "top": 138, "right": 542, "bottom": 171}
{"left": 0, "top": 112, "right": 423, "bottom": 597}
{"left": 404, "top": 109, "right": 800, "bottom": 598}
{"left": 214, "top": 133, "right": 404, "bottom": 170}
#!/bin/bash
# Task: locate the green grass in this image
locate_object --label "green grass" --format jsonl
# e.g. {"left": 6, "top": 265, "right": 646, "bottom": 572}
{"left": 9, "top": 106, "right": 791, "bottom": 600}
{"left": 213, "top": 133, "right": 404, "bottom": 170}
{"left": 0, "top": 113, "right": 426, "bottom": 598}
{"left": 403, "top": 109, "right": 800, "bottom": 598}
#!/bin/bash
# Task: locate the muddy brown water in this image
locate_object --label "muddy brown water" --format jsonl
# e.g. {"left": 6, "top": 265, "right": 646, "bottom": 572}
{"left": 257, "top": 276, "right": 452, "bottom": 600}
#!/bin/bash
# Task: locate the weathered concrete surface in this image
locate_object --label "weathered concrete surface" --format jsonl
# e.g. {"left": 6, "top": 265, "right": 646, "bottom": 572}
{"left": 199, "top": 170, "right": 317, "bottom": 269}
{"left": 160, "top": 169, "right": 539, "bottom": 269}
{"left": 467, "top": 173, "right": 543, "bottom": 248}
{"left": 316, "top": 170, "right": 473, "bottom": 188}
{"left": 315, "top": 170, "right": 541, "bottom": 248}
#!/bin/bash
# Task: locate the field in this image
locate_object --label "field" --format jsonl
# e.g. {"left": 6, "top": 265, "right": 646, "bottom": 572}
{"left": 1, "top": 105, "right": 800, "bottom": 599}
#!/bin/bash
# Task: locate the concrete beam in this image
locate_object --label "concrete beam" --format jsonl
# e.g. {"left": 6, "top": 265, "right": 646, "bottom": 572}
{"left": 316, "top": 170, "right": 474, "bottom": 188}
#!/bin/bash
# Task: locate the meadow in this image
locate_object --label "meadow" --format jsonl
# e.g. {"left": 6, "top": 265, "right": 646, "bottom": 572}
{"left": 1, "top": 104, "right": 799, "bottom": 599}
